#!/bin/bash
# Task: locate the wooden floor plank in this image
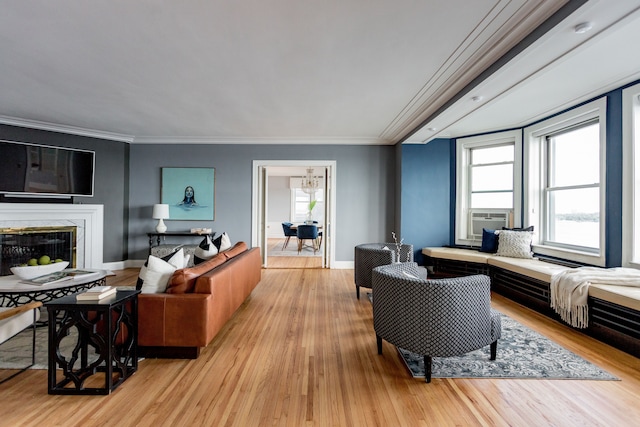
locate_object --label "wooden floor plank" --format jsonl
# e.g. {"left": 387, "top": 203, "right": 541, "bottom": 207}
{"left": 1, "top": 266, "right": 639, "bottom": 426}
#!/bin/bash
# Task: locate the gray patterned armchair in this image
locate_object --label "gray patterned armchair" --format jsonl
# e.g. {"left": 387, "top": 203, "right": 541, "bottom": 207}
{"left": 372, "top": 263, "right": 501, "bottom": 383}
{"left": 354, "top": 243, "right": 414, "bottom": 299}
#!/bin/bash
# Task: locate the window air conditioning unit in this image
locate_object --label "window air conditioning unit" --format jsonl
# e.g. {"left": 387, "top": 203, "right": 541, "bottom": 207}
{"left": 468, "top": 210, "right": 511, "bottom": 240}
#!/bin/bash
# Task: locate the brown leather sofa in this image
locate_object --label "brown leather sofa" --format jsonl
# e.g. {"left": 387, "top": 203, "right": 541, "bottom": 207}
{"left": 137, "top": 242, "right": 262, "bottom": 358}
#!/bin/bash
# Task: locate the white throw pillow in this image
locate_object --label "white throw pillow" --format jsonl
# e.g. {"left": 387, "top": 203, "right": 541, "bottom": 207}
{"left": 138, "top": 255, "right": 178, "bottom": 294}
{"left": 496, "top": 230, "right": 534, "bottom": 259}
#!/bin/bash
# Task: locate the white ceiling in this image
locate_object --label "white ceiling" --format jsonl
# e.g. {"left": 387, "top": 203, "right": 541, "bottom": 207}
{"left": 0, "top": 1, "right": 637, "bottom": 145}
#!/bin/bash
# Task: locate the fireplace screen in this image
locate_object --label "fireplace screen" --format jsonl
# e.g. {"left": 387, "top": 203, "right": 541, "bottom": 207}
{"left": 0, "top": 226, "right": 76, "bottom": 276}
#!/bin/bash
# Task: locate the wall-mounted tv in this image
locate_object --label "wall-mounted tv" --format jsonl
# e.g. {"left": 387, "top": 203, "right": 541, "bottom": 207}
{"left": 0, "top": 140, "right": 95, "bottom": 198}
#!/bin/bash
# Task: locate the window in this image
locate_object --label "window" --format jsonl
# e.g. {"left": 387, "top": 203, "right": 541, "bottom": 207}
{"left": 544, "top": 122, "right": 600, "bottom": 251}
{"left": 525, "top": 98, "right": 606, "bottom": 266}
{"left": 470, "top": 144, "right": 514, "bottom": 209}
{"left": 623, "top": 83, "right": 640, "bottom": 269}
{"left": 455, "top": 131, "right": 521, "bottom": 245}
{"left": 292, "top": 188, "right": 324, "bottom": 224}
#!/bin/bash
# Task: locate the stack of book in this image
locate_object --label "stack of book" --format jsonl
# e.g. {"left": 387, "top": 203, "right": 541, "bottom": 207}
{"left": 76, "top": 286, "right": 117, "bottom": 301}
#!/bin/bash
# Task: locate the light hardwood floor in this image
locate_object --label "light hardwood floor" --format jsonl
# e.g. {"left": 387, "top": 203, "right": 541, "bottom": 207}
{"left": 1, "top": 267, "right": 640, "bottom": 426}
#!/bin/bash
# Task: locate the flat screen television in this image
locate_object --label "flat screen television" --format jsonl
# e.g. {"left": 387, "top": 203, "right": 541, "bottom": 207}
{"left": 0, "top": 140, "right": 95, "bottom": 198}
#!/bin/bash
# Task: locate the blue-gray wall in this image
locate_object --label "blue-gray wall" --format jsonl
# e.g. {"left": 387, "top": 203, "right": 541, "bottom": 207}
{"left": 400, "top": 139, "right": 452, "bottom": 264}
{"left": 127, "top": 143, "right": 396, "bottom": 261}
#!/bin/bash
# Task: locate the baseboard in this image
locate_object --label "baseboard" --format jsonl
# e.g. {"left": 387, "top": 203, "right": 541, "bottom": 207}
{"left": 332, "top": 261, "right": 354, "bottom": 269}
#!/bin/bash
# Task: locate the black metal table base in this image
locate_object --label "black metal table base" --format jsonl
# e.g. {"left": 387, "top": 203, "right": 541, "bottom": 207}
{"left": 46, "top": 290, "right": 139, "bottom": 395}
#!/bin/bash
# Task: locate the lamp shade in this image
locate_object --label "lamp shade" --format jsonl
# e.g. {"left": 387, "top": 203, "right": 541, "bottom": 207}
{"left": 152, "top": 204, "right": 170, "bottom": 219}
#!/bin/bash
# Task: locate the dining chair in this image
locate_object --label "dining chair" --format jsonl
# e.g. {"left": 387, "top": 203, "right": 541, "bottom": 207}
{"left": 313, "top": 221, "right": 323, "bottom": 250}
{"left": 0, "top": 301, "right": 42, "bottom": 384}
{"left": 296, "top": 224, "right": 319, "bottom": 254}
{"left": 281, "top": 222, "right": 297, "bottom": 250}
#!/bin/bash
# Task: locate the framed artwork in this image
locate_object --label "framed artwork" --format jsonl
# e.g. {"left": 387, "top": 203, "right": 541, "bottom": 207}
{"left": 161, "top": 167, "right": 215, "bottom": 220}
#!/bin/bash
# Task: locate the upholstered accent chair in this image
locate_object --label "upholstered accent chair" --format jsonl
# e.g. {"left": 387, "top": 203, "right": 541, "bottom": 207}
{"left": 372, "top": 263, "right": 501, "bottom": 383}
{"left": 281, "top": 222, "right": 297, "bottom": 250}
{"left": 354, "top": 243, "right": 414, "bottom": 299}
{"left": 0, "top": 301, "right": 42, "bottom": 384}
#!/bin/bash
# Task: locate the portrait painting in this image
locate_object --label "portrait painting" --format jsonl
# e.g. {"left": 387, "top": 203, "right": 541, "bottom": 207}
{"left": 161, "top": 167, "right": 215, "bottom": 220}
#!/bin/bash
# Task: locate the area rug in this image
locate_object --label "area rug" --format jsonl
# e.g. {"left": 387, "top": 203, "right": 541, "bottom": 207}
{"left": 0, "top": 323, "right": 83, "bottom": 370}
{"left": 396, "top": 314, "right": 617, "bottom": 380}
{"left": 268, "top": 240, "right": 321, "bottom": 258}
{"left": 0, "top": 322, "right": 142, "bottom": 372}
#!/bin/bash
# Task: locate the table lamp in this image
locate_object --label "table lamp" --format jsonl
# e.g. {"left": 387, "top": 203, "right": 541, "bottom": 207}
{"left": 152, "top": 204, "right": 169, "bottom": 233}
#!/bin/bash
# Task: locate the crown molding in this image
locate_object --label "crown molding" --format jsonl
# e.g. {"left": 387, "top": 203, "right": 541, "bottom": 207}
{"left": 132, "top": 136, "right": 391, "bottom": 145}
{"left": 0, "top": 115, "right": 134, "bottom": 143}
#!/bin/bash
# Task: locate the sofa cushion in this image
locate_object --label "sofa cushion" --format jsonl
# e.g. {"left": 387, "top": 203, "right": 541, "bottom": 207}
{"left": 138, "top": 254, "right": 180, "bottom": 294}
{"left": 496, "top": 230, "right": 534, "bottom": 259}
{"left": 222, "top": 241, "right": 248, "bottom": 260}
{"left": 167, "top": 252, "right": 227, "bottom": 294}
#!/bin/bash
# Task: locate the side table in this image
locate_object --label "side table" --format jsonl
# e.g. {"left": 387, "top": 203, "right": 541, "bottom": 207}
{"left": 45, "top": 289, "right": 140, "bottom": 395}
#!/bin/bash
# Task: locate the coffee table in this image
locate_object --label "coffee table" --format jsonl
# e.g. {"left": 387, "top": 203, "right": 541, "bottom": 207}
{"left": 0, "top": 270, "right": 108, "bottom": 306}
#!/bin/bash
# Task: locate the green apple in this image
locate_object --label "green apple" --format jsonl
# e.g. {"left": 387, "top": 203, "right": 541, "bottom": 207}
{"left": 55, "top": 258, "right": 63, "bottom": 263}
{"left": 38, "top": 255, "right": 51, "bottom": 265}
{"left": 27, "top": 258, "right": 38, "bottom": 266}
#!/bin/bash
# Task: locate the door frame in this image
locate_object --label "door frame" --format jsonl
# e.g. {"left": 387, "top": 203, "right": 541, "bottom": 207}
{"left": 252, "top": 160, "right": 336, "bottom": 268}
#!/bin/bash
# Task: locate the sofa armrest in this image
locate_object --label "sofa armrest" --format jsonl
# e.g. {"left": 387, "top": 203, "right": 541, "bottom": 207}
{"left": 138, "top": 293, "right": 212, "bottom": 347}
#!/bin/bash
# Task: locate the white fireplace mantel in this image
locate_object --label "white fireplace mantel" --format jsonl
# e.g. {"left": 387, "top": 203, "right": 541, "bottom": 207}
{"left": 0, "top": 203, "right": 104, "bottom": 269}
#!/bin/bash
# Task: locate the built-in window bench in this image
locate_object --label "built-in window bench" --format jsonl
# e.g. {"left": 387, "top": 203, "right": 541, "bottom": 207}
{"left": 422, "top": 247, "right": 640, "bottom": 358}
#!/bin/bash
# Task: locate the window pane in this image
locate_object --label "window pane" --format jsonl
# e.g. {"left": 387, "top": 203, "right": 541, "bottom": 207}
{"left": 471, "top": 145, "right": 513, "bottom": 164}
{"left": 471, "top": 192, "right": 513, "bottom": 209}
{"left": 471, "top": 164, "right": 513, "bottom": 192}
{"left": 548, "top": 123, "right": 599, "bottom": 187}
{"left": 546, "top": 187, "right": 599, "bottom": 249}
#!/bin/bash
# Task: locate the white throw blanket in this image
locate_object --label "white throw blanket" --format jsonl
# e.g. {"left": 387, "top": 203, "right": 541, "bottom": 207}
{"left": 550, "top": 267, "right": 640, "bottom": 328}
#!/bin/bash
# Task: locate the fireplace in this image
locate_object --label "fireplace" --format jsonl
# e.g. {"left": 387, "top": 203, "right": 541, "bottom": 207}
{"left": 0, "top": 226, "right": 77, "bottom": 276}
{"left": 0, "top": 203, "right": 104, "bottom": 274}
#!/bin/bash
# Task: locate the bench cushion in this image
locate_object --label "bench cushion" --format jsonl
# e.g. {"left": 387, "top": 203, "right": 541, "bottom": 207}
{"left": 589, "top": 284, "right": 640, "bottom": 312}
{"left": 488, "top": 256, "right": 571, "bottom": 283}
{"left": 421, "top": 247, "right": 492, "bottom": 264}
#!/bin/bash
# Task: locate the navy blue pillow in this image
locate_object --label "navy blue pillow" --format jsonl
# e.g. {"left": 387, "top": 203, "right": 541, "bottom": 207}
{"left": 480, "top": 228, "right": 499, "bottom": 253}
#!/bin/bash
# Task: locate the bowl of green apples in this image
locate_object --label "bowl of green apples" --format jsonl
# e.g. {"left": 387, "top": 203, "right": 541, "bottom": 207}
{"left": 10, "top": 256, "right": 69, "bottom": 280}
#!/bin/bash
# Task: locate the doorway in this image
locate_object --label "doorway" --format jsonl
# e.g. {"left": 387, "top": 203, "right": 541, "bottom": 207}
{"left": 252, "top": 160, "right": 336, "bottom": 269}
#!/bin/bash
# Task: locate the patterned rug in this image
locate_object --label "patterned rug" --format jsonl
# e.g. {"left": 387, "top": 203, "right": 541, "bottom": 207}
{"left": 396, "top": 314, "right": 617, "bottom": 380}
{"left": 0, "top": 322, "right": 81, "bottom": 371}
{"left": 366, "top": 293, "right": 617, "bottom": 380}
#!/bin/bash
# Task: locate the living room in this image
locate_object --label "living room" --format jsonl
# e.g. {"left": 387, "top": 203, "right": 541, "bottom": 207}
{"left": 2, "top": 1, "right": 640, "bottom": 425}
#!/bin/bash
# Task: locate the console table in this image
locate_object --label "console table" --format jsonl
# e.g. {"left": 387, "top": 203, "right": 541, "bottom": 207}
{"left": 45, "top": 289, "right": 140, "bottom": 395}
{"left": 147, "top": 231, "right": 216, "bottom": 249}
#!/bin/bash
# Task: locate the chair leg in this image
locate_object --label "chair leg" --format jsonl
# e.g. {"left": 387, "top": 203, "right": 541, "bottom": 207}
{"left": 424, "top": 356, "right": 432, "bottom": 383}
{"left": 490, "top": 340, "right": 498, "bottom": 360}
{"left": 377, "top": 335, "right": 382, "bottom": 355}
{"left": 282, "top": 236, "right": 291, "bottom": 250}
{"left": 356, "top": 285, "right": 360, "bottom": 299}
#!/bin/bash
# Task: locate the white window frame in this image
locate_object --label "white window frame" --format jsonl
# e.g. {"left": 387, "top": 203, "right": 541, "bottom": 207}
{"left": 622, "top": 83, "right": 640, "bottom": 269}
{"left": 524, "top": 98, "right": 607, "bottom": 266}
{"left": 455, "top": 130, "right": 522, "bottom": 246}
